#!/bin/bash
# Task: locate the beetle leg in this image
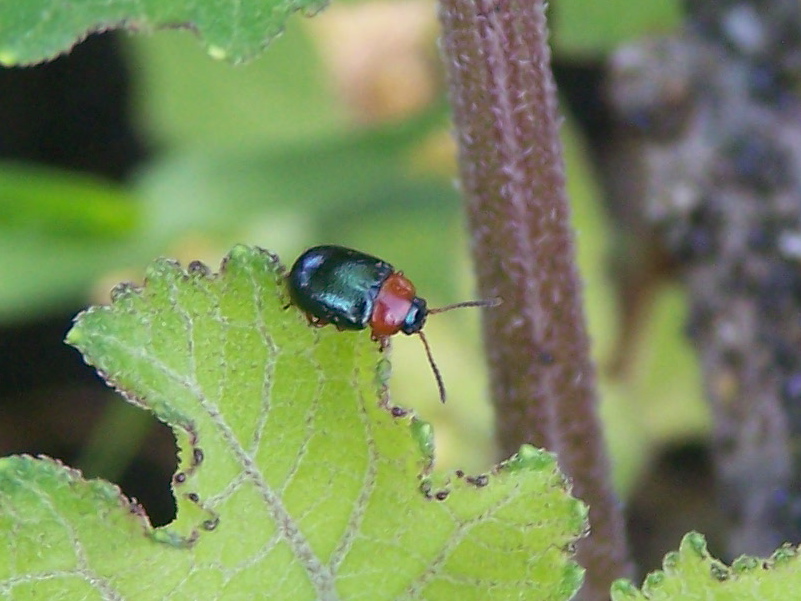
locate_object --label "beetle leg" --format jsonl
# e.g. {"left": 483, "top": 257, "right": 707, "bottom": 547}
{"left": 307, "top": 314, "right": 328, "bottom": 328}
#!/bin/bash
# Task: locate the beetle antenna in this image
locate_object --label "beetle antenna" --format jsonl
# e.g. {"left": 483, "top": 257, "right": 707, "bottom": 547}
{"left": 418, "top": 330, "right": 446, "bottom": 403}
{"left": 428, "top": 297, "right": 502, "bottom": 315}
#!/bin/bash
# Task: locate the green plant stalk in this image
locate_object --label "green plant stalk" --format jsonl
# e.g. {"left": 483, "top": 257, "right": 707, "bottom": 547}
{"left": 437, "top": 1, "right": 632, "bottom": 598}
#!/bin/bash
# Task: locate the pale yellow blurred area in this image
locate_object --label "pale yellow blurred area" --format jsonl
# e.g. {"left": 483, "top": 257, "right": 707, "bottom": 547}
{"left": 306, "top": 0, "right": 441, "bottom": 124}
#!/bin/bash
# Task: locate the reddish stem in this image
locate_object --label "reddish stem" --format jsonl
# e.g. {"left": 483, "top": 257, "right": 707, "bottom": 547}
{"left": 438, "top": 1, "right": 633, "bottom": 598}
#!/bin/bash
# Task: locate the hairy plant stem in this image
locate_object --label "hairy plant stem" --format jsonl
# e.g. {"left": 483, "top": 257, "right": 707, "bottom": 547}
{"left": 438, "top": 1, "right": 631, "bottom": 598}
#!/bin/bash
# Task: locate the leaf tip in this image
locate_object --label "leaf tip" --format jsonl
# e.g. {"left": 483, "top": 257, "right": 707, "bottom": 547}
{"left": 642, "top": 569, "right": 667, "bottom": 590}
{"left": 64, "top": 306, "right": 99, "bottom": 349}
{"left": 501, "top": 443, "right": 555, "bottom": 472}
{"left": 769, "top": 542, "right": 800, "bottom": 566}
{"left": 610, "top": 578, "right": 641, "bottom": 600}
{"left": 562, "top": 562, "right": 588, "bottom": 599}
{"left": 144, "top": 257, "right": 184, "bottom": 281}
{"left": 680, "top": 531, "right": 709, "bottom": 557}
{"left": 222, "top": 244, "right": 285, "bottom": 276}
{"left": 410, "top": 417, "right": 435, "bottom": 461}
{"left": 109, "top": 281, "right": 142, "bottom": 302}
{"left": 64, "top": 322, "right": 83, "bottom": 348}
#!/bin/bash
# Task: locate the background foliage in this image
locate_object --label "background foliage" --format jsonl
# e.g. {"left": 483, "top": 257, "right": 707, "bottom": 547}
{"left": 0, "top": 0, "right": 734, "bottom": 596}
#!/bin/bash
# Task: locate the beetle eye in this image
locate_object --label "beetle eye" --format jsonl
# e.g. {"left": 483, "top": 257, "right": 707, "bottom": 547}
{"left": 401, "top": 297, "right": 427, "bottom": 335}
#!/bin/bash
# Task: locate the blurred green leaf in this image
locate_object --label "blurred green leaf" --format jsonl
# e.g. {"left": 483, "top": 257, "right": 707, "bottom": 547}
{"left": 133, "top": 120, "right": 457, "bottom": 243}
{"left": 128, "top": 24, "right": 346, "bottom": 149}
{"left": 553, "top": 0, "right": 682, "bottom": 56}
{"left": 0, "top": 162, "right": 137, "bottom": 238}
{"left": 0, "top": 163, "right": 145, "bottom": 321}
{"left": 0, "top": 229, "right": 140, "bottom": 322}
{"left": 0, "top": 0, "right": 326, "bottom": 66}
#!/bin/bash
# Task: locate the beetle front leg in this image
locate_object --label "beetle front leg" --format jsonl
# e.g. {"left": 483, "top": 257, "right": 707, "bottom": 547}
{"left": 372, "top": 334, "right": 391, "bottom": 352}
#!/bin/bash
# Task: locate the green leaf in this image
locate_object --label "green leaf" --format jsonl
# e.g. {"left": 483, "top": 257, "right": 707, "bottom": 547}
{"left": 0, "top": 162, "right": 137, "bottom": 238}
{"left": 0, "top": 0, "right": 326, "bottom": 66}
{"left": 611, "top": 532, "right": 801, "bottom": 601}
{"left": 553, "top": 0, "right": 682, "bottom": 56}
{"left": 130, "top": 25, "right": 345, "bottom": 148}
{"left": 0, "top": 162, "right": 145, "bottom": 321}
{"left": 134, "top": 124, "right": 458, "bottom": 241}
{"left": 2, "top": 246, "right": 586, "bottom": 600}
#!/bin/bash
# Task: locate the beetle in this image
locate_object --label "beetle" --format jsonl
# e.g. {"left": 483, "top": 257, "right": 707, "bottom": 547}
{"left": 287, "top": 245, "right": 498, "bottom": 403}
